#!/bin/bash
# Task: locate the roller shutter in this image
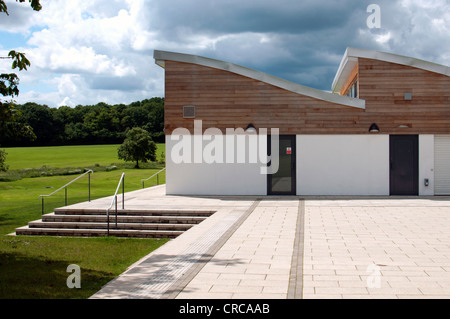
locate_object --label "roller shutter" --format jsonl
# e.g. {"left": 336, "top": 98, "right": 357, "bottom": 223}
{"left": 434, "top": 135, "right": 450, "bottom": 195}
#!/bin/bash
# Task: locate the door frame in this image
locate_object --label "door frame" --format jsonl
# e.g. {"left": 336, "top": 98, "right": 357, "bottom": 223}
{"left": 267, "top": 135, "right": 296, "bottom": 195}
{"left": 389, "top": 135, "right": 419, "bottom": 195}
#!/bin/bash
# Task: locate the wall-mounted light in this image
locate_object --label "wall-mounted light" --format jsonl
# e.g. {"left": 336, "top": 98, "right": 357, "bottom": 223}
{"left": 245, "top": 123, "right": 257, "bottom": 133}
{"left": 369, "top": 123, "right": 380, "bottom": 133}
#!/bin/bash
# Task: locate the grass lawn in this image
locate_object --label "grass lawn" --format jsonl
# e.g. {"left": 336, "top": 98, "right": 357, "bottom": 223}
{"left": 0, "top": 236, "right": 167, "bottom": 299}
{"left": 3, "top": 144, "right": 165, "bottom": 170}
{"left": 0, "top": 144, "right": 168, "bottom": 299}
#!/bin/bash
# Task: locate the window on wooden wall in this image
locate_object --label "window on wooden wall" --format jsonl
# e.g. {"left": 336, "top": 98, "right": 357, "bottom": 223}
{"left": 345, "top": 80, "right": 358, "bottom": 98}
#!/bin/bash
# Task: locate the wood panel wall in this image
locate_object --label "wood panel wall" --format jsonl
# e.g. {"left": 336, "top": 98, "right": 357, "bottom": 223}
{"left": 339, "top": 63, "right": 358, "bottom": 96}
{"left": 359, "top": 58, "right": 450, "bottom": 134}
{"left": 164, "top": 58, "right": 450, "bottom": 135}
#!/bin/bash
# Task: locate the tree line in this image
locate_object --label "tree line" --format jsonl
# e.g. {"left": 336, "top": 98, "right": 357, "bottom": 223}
{"left": 0, "top": 98, "right": 165, "bottom": 147}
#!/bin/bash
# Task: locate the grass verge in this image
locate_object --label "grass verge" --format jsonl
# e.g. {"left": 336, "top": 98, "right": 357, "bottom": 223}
{"left": 2, "top": 144, "right": 165, "bottom": 170}
{"left": 0, "top": 145, "right": 168, "bottom": 299}
{"left": 0, "top": 236, "right": 168, "bottom": 299}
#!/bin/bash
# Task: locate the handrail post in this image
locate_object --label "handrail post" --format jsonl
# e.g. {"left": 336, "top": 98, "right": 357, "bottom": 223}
{"left": 107, "top": 208, "right": 110, "bottom": 236}
{"left": 38, "top": 169, "right": 93, "bottom": 218}
{"left": 88, "top": 172, "right": 91, "bottom": 202}
{"left": 115, "top": 195, "right": 118, "bottom": 229}
{"left": 106, "top": 172, "right": 125, "bottom": 236}
{"left": 140, "top": 167, "right": 166, "bottom": 189}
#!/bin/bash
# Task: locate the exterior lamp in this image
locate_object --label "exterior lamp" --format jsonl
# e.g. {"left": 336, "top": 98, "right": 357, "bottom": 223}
{"left": 369, "top": 123, "right": 380, "bottom": 133}
{"left": 245, "top": 123, "right": 257, "bottom": 133}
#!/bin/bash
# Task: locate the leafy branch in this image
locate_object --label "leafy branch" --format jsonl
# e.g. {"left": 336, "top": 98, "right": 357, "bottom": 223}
{"left": 0, "top": 0, "right": 41, "bottom": 146}
{"left": 8, "top": 50, "right": 31, "bottom": 71}
{"left": 0, "top": 0, "right": 41, "bottom": 15}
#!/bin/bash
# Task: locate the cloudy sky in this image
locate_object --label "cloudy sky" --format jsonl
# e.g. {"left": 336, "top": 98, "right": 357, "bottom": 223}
{"left": 0, "top": 0, "right": 449, "bottom": 107}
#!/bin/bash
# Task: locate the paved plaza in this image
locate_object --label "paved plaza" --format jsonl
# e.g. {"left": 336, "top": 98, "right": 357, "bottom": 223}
{"left": 87, "top": 186, "right": 450, "bottom": 299}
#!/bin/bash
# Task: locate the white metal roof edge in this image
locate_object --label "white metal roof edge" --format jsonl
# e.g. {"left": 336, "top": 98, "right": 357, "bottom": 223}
{"left": 332, "top": 47, "right": 450, "bottom": 93}
{"left": 154, "top": 50, "right": 366, "bottom": 110}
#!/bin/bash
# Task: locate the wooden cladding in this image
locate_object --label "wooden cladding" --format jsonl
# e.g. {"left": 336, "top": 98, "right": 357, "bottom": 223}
{"left": 358, "top": 58, "right": 450, "bottom": 133}
{"left": 340, "top": 63, "right": 359, "bottom": 96}
{"left": 164, "top": 58, "right": 450, "bottom": 135}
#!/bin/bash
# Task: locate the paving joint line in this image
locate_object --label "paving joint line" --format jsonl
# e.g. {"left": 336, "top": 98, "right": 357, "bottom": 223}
{"left": 288, "top": 199, "right": 305, "bottom": 299}
{"left": 161, "top": 198, "right": 262, "bottom": 299}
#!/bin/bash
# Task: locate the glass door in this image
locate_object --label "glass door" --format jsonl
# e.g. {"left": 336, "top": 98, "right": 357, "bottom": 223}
{"left": 268, "top": 135, "right": 296, "bottom": 195}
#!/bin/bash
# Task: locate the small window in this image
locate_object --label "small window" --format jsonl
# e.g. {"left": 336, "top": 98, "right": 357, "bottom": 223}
{"left": 346, "top": 80, "right": 358, "bottom": 98}
{"left": 183, "top": 105, "right": 195, "bottom": 118}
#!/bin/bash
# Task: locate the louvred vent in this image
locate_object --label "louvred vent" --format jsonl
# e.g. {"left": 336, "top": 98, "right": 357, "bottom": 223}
{"left": 183, "top": 105, "right": 195, "bottom": 118}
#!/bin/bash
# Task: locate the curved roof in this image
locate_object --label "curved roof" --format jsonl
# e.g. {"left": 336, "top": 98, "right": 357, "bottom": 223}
{"left": 332, "top": 47, "right": 450, "bottom": 94}
{"left": 154, "top": 50, "right": 366, "bottom": 110}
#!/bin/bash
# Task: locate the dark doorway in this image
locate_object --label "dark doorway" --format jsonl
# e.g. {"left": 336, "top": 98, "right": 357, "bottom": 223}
{"left": 389, "top": 135, "right": 418, "bottom": 195}
{"left": 268, "top": 135, "right": 296, "bottom": 195}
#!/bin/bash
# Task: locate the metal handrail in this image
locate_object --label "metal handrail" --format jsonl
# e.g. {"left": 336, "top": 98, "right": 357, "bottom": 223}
{"left": 39, "top": 170, "right": 93, "bottom": 215}
{"left": 106, "top": 172, "right": 125, "bottom": 236}
{"left": 141, "top": 167, "right": 166, "bottom": 188}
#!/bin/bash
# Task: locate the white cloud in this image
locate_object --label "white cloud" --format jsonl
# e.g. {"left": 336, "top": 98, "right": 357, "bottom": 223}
{"left": 29, "top": 44, "right": 136, "bottom": 77}
{"left": 5, "top": 0, "right": 161, "bottom": 106}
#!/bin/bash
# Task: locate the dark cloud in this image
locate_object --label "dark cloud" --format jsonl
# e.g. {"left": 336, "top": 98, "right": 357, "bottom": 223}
{"left": 151, "top": 0, "right": 449, "bottom": 91}
{"left": 151, "top": 0, "right": 360, "bottom": 37}
{"left": 147, "top": 0, "right": 382, "bottom": 90}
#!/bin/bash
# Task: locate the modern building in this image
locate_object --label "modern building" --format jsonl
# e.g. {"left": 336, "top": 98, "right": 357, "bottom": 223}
{"left": 154, "top": 47, "right": 450, "bottom": 196}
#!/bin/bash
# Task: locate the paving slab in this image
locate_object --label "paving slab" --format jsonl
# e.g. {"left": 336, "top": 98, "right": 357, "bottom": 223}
{"left": 176, "top": 200, "right": 299, "bottom": 299}
{"left": 83, "top": 187, "right": 450, "bottom": 299}
{"left": 90, "top": 186, "right": 259, "bottom": 299}
{"left": 303, "top": 198, "right": 450, "bottom": 299}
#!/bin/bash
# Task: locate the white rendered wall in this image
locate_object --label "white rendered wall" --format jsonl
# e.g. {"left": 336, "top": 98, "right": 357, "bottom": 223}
{"left": 165, "top": 135, "right": 267, "bottom": 195}
{"left": 166, "top": 133, "right": 433, "bottom": 196}
{"left": 296, "top": 135, "right": 389, "bottom": 195}
{"left": 419, "top": 135, "right": 434, "bottom": 196}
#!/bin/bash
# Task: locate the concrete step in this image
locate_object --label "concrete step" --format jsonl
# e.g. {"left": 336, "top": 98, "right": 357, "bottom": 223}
{"left": 54, "top": 208, "right": 215, "bottom": 217}
{"left": 42, "top": 213, "right": 206, "bottom": 224}
{"left": 15, "top": 226, "right": 182, "bottom": 238}
{"left": 15, "top": 208, "right": 216, "bottom": 238}
{"left": 28, "top": 220, "right": 195, "bottom": 231}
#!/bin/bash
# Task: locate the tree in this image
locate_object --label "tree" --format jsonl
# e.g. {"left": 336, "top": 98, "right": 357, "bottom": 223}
{"left": 0, "top": 1, "right": 41, "bottom": 145}
{"left": 0, "top": 0, "right": 42, "bottom": 15}
{"left": 0, "top": 100, "right": 35, "bottom": 145}
{"left": 16, "top": 103, "right": 61, "bottom": 145}
{"left": 1, "top": 1, "right": 42, "bottom": 97}
{"left": 0, "top": 56, "right": 36, "bottom": 144}
{"left": 0, "top": 148, "right": 8, "bottom": 172}
{"left": 117, "top": 127, "right": 156, "bottom": 168}
{"left": 4, "top": 99, "right": 164, "bottom": 147}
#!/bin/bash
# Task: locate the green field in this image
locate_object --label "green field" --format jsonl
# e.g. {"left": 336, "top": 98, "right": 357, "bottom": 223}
{"left": 0, "top": 144, "right": 168, "bottom": 299}
{"left": 3, "top": 144, "right": 165, "bottom": 170}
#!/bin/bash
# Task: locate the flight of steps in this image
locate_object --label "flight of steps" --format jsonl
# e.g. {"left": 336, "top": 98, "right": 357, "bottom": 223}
{"left": 15, "top": 207, "right": 216, "bottom": 238}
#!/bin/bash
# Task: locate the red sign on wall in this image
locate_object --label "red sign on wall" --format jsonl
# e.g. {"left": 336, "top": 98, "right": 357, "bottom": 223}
{"left": 286, "top": 147, "right": 292, "bottom": 155}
